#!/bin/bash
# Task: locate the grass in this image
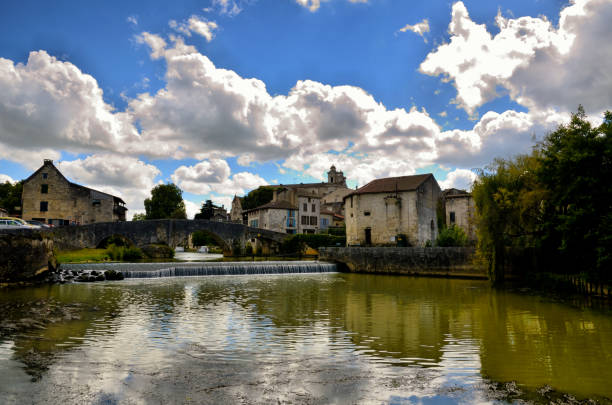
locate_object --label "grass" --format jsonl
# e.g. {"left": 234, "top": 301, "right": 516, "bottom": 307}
{"left": 56, "top": 248, "right": 110, "bottom": 264}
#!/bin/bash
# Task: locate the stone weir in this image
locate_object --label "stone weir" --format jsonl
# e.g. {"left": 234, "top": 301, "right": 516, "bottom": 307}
{"left": 60, "top": 261, "right": 337, "bottom": 279}
{"left": 319, "top": 247, "right": 487, "bottom": 279}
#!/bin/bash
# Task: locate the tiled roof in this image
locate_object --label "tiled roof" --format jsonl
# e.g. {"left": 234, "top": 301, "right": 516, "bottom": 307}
{"left": 244, "top": 200, "right": 297, "bottom": 213}
{"left": 344, "top": 174, "right": 433, "bottom": 198}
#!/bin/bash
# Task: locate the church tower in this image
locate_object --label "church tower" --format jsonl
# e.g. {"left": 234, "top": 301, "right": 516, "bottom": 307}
{"left": 327, "top": 165, "right": 347, "bottom": 186}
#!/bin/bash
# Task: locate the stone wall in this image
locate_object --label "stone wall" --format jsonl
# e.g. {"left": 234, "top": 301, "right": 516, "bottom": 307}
{"left": 0, "top": 233, "right": 56, "bottom": 283}
{"left": 319, "top": 247, "right": 486, "bottom": 279}
{"left": 344, "top": 177, "right": 440, "bottom": 247}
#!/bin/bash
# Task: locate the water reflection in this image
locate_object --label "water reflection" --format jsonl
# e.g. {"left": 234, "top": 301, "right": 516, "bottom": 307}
{"left": 0, "top": 274, "right": 611, "bottom": 403}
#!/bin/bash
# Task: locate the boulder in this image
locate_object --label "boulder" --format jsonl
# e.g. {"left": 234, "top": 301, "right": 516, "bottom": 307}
{"left": 141, "top": 244, "right": 174, "bottom": 259}
{"left": 0, "top": 233, "right": 57, "bottom": 283}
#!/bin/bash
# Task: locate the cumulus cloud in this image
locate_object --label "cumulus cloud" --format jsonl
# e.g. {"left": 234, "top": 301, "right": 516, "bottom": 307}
{"left": 295, "top": 0, "right": 368, "bottom": 12}
{"left": 213, "top": 0, "right": 242, "bottom": 16}
{"left": 398, "top": 19, "right": 430, "bottom": 41}
{"left": 169, "top": 16, "right": 219, "bottom": 42}
{"left": 439, "top": 168, "right": 478, "bottom": 191}
{"left": 171, "top": 159, "right": 268, "bottom": 199}
{"left": 420, "top": 0, "right": 612, "bottom": 116}
{"left": 0, "top": 51, "right": 139, "bottom": 167}
{"left": 57, "top": 154, "right": 160, "bottom": 217}
{"left": 0, "top": 174, "right": 15, "bottom": 184}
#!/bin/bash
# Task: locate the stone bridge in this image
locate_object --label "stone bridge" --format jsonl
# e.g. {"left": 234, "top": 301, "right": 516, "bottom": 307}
{"left": 8, "top": 219, "right": 288, "bottom": 254}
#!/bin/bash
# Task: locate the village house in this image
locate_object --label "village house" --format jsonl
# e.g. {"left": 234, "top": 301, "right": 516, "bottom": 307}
{"left": 231, "top": 165, "right": 350, "bottom": 232}
{"left": 343, "top": 174, "right": 441, "bottom": 247}
{"left": 245, "top": 200, "right": 297, "bottom": 234}
{"left": 442, "top": 188, "right": 476, "bottom": 241}
{"left": 21, "top": 159, "right": 127, "bottom": 226}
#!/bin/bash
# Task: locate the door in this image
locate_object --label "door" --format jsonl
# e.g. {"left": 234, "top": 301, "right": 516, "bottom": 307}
{"left": 365, "top": 228, "right": 372, "bottom": 246}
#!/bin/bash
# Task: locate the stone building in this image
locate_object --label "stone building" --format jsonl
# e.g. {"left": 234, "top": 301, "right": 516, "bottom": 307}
{"left": 22, "top": 160, "right": 127, "bottom": 226}
{"left": 343, "top": 174, "right": 441, "bottom": 247}
{"left": 231, "top": 165, "right": 350, "bottom": 229}
{"left": 297, "top": 194, "right": 320, "bottom": 234}
{"left": 245, "top": 200, "right": 298, "bottom": 234}
{"left": 442, "top": 188, "right": 476, "bottom": 241}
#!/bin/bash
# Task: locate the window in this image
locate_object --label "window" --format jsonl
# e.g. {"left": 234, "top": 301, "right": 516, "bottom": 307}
{"left": 42, "top": 173, "right": 48, "bottom": 179}
{"left": 40, "top": 201, "right": 48, "bottom": 212}
{"left": 301, "top": 216, "right": 308, "bottom": 225}
{"left": 350, "top": 196, "right": 353, "bottom": 208}
{"left": 92, "top": 199, "right": 101, "bottom": 206}
{"left": 450, "top": 212, "right": 456, "bottom": 224}
{"left": 303, "top": 203, "right": 307, "bottom": 211}
{"left": 312, "top": 204, "right": 316, "bottom": 212}
{"left": 287, "top": 217, "right": 295, "bottom": 227}
{"left": 321, "top": 218, "right": 328, "bottom": 226}
{"left": 41, "top": 184, "right": 48, "bottom": 194}
{"left": 250, "top": 219, "right": 259, "bottom": 228}
{"left": 364, "top": 211, "right": 370, "bottom": 216}
{"left": 310, "top": 216, "right": 317, "bottom": 225}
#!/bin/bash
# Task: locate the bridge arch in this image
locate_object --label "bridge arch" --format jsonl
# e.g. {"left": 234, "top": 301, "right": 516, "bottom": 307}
{"left": 95, "top": 233, "right": 136, "bottom": 249}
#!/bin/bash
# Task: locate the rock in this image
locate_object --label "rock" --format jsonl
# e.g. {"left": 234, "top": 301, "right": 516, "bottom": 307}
{"left": 0, "top": 233, "right": 56, "bottom": 282}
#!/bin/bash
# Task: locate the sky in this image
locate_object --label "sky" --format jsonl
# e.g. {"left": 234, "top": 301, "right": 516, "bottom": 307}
{"left": 0, "top": 0, "right": 610, "bottom": 218}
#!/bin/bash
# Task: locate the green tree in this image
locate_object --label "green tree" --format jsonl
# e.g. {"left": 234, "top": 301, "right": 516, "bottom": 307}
{"left": 194, "top": 200, "right": 214, "bottom": 220}
{"left": 537, "top": 107, "right": 612, "bottom": 283}
{"left": 241, "top": 186, "right": 277, "bottom": 210}
{"left": 436, "top": 225, "right": 468, "bottom": 247}
{"left": 131, "top": 213, "right": 146, "bottom": 221}
{"left": 0, "top": 180, "right": 23, "bottom": 216}
{"left": 144, "top": 183, "right": 187, "bottom": 220}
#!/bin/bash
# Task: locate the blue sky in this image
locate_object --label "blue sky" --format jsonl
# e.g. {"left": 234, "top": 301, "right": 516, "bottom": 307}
{"left": 0, "top": 0, "right": 610, "bottom": 217}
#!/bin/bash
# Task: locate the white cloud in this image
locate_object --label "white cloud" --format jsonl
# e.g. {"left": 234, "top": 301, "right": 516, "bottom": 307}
{"left": 295, "top": 0, "right": 368, "bottom": 12}
{"left": 127, "top": 15, "right": 138, "bottom": 26}
{"left": 398, "top": 18, "right": 430, "bottom": 41}
{"left": 0, "top": 174, "right": 15, "bottom": 184}
{"left": 184, "top": 199, "right": 202, "bottom": 219}
{"left": 0, "top": 51, "right": 139, "bottom": 166}
{"left": 57, "top": 154, "right": 160, "bottom": 217}
{"left": 171, "top": 159, "right": 268, "bottom": 200}
{"left": 439, "top": 168, "right": 478, "bottom": 190}
{"left": 213, "top": 0, "right": 242, "bottom": 16}
{"left": 420, "top": 0, "right": 612, "bottom": 116}
{"left": 170, "top": 16, "right": 219, "bottom": 42}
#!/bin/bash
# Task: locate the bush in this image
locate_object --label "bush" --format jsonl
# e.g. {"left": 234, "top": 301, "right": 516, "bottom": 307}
{"left": 436, "top": 225, "right": 468, "bottom": 247}
{"left": 106, "top": 244, "right": 144, "bottom": 261}
{"left": 245, "top": 244, "right": 253, "bottom": 255}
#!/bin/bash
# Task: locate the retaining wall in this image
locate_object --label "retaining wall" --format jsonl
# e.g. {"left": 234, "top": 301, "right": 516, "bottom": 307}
{"left": 319, "top": 247, "right": 486, "bottom": 279}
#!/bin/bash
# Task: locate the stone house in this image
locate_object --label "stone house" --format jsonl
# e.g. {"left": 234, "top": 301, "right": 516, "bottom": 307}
{"left": 21, "top": 160, "right": 127, "bottom": 225}
{"left": 320, "top": 210, "right": 344, "bottom": 231}
{"left": 343, "top": 174, "right": 441, "bottom": 247}
{"left": 231, "top": 165, "right": 350, "bottom": 229}
{"left": 245, "top": 200, "right": 298, "bottom": 234}
{"left": 442, "top": 188, "right": 476, "bottom": 241}
{"left": 297, "top": 194, "right": 320, "bottom": 234}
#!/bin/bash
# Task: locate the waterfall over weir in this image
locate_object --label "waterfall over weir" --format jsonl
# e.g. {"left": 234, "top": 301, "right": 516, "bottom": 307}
{"left": 61, "top": 261, "right": 337, "bottom": 279}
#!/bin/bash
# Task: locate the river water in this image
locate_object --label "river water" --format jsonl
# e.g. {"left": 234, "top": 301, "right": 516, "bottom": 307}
{"left": 1, "top": 272, "right": 611, "bottom": 404}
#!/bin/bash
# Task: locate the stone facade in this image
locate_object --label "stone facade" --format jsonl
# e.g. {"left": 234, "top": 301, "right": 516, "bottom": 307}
{"left": 297, "top": 195, "right": 320, "bottom": 234}
{"left": 245, "top": 201, "right": 297, "bottom": 234}
{"left": 442, "top": 189, "right": 476, "bottom": 241}
{"left": 230, "top": 196, "right": 243, "bottom": 223}
{"left": 344, "top": 174, "right": 440, "bottom": 247}
{"left": 327, "top": 165, "right": 347, "bottom": 186}
{"left": 21, "top": 160, "right": 127, "bottom": 225}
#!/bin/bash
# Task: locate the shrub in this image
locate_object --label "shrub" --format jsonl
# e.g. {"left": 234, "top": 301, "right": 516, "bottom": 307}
{"left": 106, "top": 244, "right": 144, "bottom": 261}
{"left": 436, "top": 225, "right": 468, "bottom": 247}
{"left": 245, "top": 244, "right": 253, "bottom": 256}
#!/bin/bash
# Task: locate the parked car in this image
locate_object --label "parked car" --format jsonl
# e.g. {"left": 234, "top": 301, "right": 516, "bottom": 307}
{"left": 0, "top": 217, "right": 39, "bottom": 229}
{"left": 26, "top": 219, "right": 51, "bottom": 228}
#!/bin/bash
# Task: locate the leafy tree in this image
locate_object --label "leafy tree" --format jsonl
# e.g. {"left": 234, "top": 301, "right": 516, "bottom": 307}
{"left": 132, "top": 213, "right": 146, "bottom": 221}
{"left": 240, "top": 186, "right": 277, "bottom": 210}
{"left": 0, "top": 180, "right": 23, "bottom": 216}
{"left": 144, "top": 183, "right": 187, "bottom": 220}
{"left": 436, "top": 225, "right": 468, "bottom": 247}
{"left": 194, "top": 200, "right": 214, "bottom": 220}
{"left": 537, "top": 107, "right": 612, "bottom": 283}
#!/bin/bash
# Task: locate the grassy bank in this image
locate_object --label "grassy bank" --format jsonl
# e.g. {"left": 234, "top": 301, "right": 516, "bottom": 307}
{"left": 56, "top": 248, "right": 110, "bottom": 263}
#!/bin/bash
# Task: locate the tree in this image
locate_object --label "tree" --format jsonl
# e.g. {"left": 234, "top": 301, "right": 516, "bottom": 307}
{"left": 0, "top": 180, "right": 23, "bottom": 216}
{"left": 144, "top": 183, "right": 187, "bottom": 220}
{"left": 537, "top": 107, "right": 612, "bottom": 283}
{"left": 132, "top": 213, "right": 147, "bottom": 221}
{"left": 241, "top": 186, "right": 277, "bottom": 210}
{"left": 194, "top": 200, "right": 214, "bottom": 220}
{"left": 436, "top": 225, "right": 468, "bottom": 247}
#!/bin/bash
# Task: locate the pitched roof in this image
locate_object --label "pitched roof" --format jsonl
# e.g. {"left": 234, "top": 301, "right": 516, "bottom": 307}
{"left": 24, "top": 160, "right": 126, "bottom": 204}
{"left": 243, "top": 200, "right": 297, "bottom": 213}
{"left": 344, "top": 174, "right": 434, "bottom": 198}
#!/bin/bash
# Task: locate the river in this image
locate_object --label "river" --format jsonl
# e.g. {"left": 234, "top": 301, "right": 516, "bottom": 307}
{"left": 1, "top": 271, "right": 611, "bottom": 404}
